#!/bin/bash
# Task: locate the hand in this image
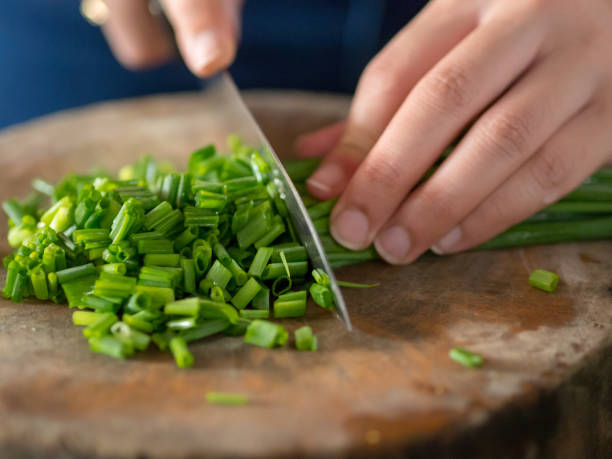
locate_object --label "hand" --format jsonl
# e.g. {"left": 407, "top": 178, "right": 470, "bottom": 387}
{"left": 297, "top": 0, "right": 612, "bottom": 264}
{"left": 101, "top": 0, "right": 243, "bottom": 76}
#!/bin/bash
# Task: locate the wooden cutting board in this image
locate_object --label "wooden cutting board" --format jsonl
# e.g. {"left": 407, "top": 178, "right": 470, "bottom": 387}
{"left": 0, "top": 91, "right": 610, "bottom": 459}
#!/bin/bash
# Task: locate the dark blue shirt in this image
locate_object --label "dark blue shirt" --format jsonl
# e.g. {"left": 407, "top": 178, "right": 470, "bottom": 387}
{"left": 0, "top": 0, "right": 427, "bottom": 129}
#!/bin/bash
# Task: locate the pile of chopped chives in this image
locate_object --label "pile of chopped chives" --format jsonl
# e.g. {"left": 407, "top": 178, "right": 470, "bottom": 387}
{"left": 1, "top": 138, "right": 378, "bottom": 368}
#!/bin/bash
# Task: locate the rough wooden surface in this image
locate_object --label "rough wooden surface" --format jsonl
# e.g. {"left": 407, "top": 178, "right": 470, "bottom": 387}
{"left": 0, "top": 91, "right": 610, "bottom": 459}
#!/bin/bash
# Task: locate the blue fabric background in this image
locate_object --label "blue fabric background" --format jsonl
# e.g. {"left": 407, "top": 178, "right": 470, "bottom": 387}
{"left": 0, "top": 0, "right": 427, "bottom": 129}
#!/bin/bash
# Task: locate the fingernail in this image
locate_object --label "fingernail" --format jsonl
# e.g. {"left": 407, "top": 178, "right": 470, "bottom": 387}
{"left": 190, "top": 30, "right": 223, "bottom": 74}
{"left": 374, "top": 226, "right": 411, "bottom": 264}
{"left": 431, "top": 226, "right": 462, "bottom": 255}
{"left": 331, "top": 208, "right": 369, "bottom": 250}
{"left": 307, "top": 163, "right": 345, "bottom": 194}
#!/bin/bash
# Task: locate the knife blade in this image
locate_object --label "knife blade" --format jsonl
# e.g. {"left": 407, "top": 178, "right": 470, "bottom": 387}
{"left": 204, "top": 72, "right": 352, "bottom": 331}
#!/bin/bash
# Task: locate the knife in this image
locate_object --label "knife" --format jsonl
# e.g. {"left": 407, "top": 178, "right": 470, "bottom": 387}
{"left": 204, "top": 72, "right": 352, "bottom": 331}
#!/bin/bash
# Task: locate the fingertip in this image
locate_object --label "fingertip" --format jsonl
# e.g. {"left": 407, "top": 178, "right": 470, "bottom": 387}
{"left": 184, "top": 29, "right": 236, "bottom": 77}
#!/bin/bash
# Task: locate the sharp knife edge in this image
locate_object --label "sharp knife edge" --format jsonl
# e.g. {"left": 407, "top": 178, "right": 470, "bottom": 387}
{"left": 213, "top": 72, "right": 352, "bottom": 330}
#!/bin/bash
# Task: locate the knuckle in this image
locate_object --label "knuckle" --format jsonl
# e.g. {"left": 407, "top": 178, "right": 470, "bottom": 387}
{"left": 479, "top": 112, "right": 533, "bottom": 162}
{"left": 480, "top": 193, "right": 511, "bottom": 225}
{"left": 114, "top": 46, "right": 161, "bottom": 71}
{"left": 358, "top": 155, "right": 403, "bottom": 193}
{"left": 335, "top": 128, "right": 378, "bottom": 169}
{"left": 360, "top": 58, "right": 404, "bottom": 100}
{"left": 530, "top": 144, "right": 573, "bottom": 192}
{"left": 415, "top": 184, "right": 462, "bottom": 223}
{"left": 421, "top": 64, "right": 472, "bottom": 112}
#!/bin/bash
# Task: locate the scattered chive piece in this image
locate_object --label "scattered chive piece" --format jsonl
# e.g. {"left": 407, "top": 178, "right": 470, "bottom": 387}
{"left": 528, "top": 269, "right": 559, "bottom": 293}
{"left": 244, "top": 320, "right": 289, "bottom": 348}
{"left": 337, "top": 280, "right": 380, "bottom": 288}
{"left": 449, "top": 347, "right": 483, "bottom": 369}
{"left": 310, "top": 283, "right": 335, "bottom": 310}
{"left": 295, "top": 326, "right": 317, "bottom": 351}
{"left": 205, "top": 392, "right": 249, "bottom": 406}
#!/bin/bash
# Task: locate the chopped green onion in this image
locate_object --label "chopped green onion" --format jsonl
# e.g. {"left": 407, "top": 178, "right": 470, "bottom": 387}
{"left": 295, "top": 326, "right": 317, "bottom": 351}
{"left": 82, "top": 312, "right": 119, "bottom": 339}
{"left": 89, "top": 336, "right": 129, "bottom": 359}
{"left": 251, "top": 287, "right": 270, "bottom": 311}
{"left": 181, "top": 320, "right": 229, "bottom": 342}
{"left": 262, "top": 262, "right": 308, "bottom": 280}
{"left": 199, "top": 299, "right": 240, "bottom": 324}
{"left": 123, "top": 312, "right": 154, "bottom": 333}
{"left": 125, "top": 292, "right": 152, "bottom": 314}
{"left": 231, "top": 277, "right": 262, "bottom": 310}
{"left": 72, "top": 310, "right": 104, "bottom": 326}
{"left": 337, "top": 280, "right": 379, "bottom": 288}
{"left": 111, "top": 321, "right": 151, "bottom": 351}
{"left": 164, "top": 298, "right": 200, "bottom": 316}
{"left": 169, "top": 336, "right": 194, "bottom": 368}
{"left": 449, "top": 347, "right": 483, "bottom": 368}
{"left": 56, "top": 263, "right": 97, "bottom": 284}
{"left": 254, "top": 217, "right": 285, "bottom": 248}
{"left": 205, "top": 260, "right": 232, "bottom": 289}
{"left": 99, "top": 263, "right": 127, "bottom": 275}
{"left": 310, "top": 283, "right": 335, "bottom": 310}
{"left": 181, "top": 257, "right": 196, "bottom": 294}
{"left": 273, "top": 298, "right": 306, "bottom": 318}
{"left": 529, "top": 269, "right": 559, "bottom": 293}
{"left": 144, "top": 253, "right": 181, "bottom": 267}
{"left": 137, "top": 239, "right": 174, "bottom": 254}
{"left": 271, "top": 276, "right": 292, "bottom": 296}
{"left": 205, "top": 392, "right": 248, "bottom": 406}
{"left": 240, "top": 309, "right": 269, "bottom": 319}
{"left": 244, "top": 320, "right": 288, "bottom": 348}
{"left": 311, "top": 268, "right": 330, "bottom": 286}
{"left": 30, "top": 267, "right": 49, "bottom": 300}
{"left": 271, "top": 245, "right": 307, "bottom": 262}
{"left": 248, "top": 247, "right": 274, "bottom": 279}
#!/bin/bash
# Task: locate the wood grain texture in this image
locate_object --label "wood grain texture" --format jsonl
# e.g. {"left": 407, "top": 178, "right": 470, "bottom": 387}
{"left": 0, "top": 91, "right": 610, "bottom": 459}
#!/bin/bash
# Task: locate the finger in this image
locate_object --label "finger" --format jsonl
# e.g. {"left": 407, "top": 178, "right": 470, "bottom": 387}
{"left": 373, "top": 47, "right": 595, "bottom": 263}
{"left": 295, "top": 121, "right": 345, "bottom": 158}
{"left": 102, "top": 0, "right": 176, "bottom": 70}
{"left": 161, "top": 0, "right": 243, "bottom": 77}
{"left": 329, "top": 8, "right": 547, "bottom": 251}
{"left": 431, "top": 99, "right": 612, "bottom": 254}
{"left": 306, "top": 0, "right": 479, "bottom": 199}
